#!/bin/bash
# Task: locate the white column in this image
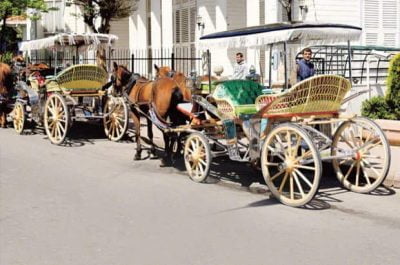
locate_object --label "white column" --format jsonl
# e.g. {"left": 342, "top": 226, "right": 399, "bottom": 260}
{"left": 134, "top": 0, "right": 147, "bottom": 50}
{"left": 265, "top": 0, "right": 280, "bottom": 23}
{"left": 151, "top": 0, "right": 162, "bottom": 49}
{"left": 246, "top": 0, "right": 260, "bottom": 74}
{"left": 215, "top": 0, "right": 228, "bottom": 31}
{"left": 161, "top": 0, "right": 173, "bottom": 49}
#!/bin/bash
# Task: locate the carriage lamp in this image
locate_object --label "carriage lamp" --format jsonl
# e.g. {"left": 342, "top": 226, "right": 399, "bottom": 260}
{"left": 196, "top": 15, "right": 205, "bottom": 30}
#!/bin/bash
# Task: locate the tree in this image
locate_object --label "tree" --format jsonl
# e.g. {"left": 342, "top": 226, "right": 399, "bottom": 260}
{"left": 279, "top": 0, "right": 292, "bottom": 22}
{"left": 72, "top": 0, "right": 138, "bottom": 69}
{"left": 73, "top": 0, "right": 139, "bottom": 34}
{"left": 0, "top": 0, "right": 51, "bottom": 52}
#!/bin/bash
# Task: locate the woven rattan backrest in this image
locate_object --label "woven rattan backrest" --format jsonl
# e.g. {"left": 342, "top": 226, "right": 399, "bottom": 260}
{"left": 264, "top": 75, "right": 351, "bottom": 116}
{"left": 55, "top": 64, "right": 108, "bottom": 91}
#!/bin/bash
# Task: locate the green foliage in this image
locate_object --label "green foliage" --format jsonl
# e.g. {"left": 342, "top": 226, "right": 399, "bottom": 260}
{"left": 0, "top": 52, "right": 14, "bottom": 64}
{"left": 361, "top": 96, "right": 397, "bottom": 120}
{"left": 73, "top": 0, "right": 138, "bottom": 33}
{"left": 0, "top": 0, "right": 52, "bottom": 52}
{"left": 386, "top": 53, "right": 400, "bottom": 106}
{"left": 362, "top": 53, "right": 400, "bottom": 120}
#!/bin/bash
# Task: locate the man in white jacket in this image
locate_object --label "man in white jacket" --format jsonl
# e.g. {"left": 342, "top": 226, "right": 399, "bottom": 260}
{"left": 232, "top": 52, "right": 248, "bottom": 80}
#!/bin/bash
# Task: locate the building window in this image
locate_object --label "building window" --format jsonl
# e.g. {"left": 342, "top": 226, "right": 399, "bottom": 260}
{"left": 363, "top": 0, "right": 399, "bottom": 47}
{"left": 173, "top": 0, "right": 196, "bottom": 46}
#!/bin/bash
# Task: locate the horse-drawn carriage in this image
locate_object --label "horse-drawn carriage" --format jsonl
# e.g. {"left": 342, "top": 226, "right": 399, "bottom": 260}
{"left": 12, "top": 33, "right": 129, "bottom": 144}
{"left": 115, "top": 23, "right": 390, "bottom": 207}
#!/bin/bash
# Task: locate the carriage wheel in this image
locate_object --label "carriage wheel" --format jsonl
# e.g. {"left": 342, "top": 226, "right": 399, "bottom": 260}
{"left": 261, "top": 124, "right": 322, "bottom": 207}
{"left": 331, "top": 117, "right": 390, "bottom": 193}
{"left": 184, "top": 132, "right": 212, "bottom": 183}
{"left": 103, "top": 97, "right": 129, "bottom": 141}
{"left": 44, "top": 93, "right": 70, "bottom": 145}
{"left": 13, "top": 102, "right": 26, "bottom": 134}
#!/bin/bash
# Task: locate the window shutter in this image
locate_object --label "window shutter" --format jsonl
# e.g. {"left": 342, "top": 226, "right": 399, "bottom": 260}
{"left": 363, "top": 0, "right": 399, "bottom": 47}
{"left": 382, "top": 1, "right": 397, "bottom": 28}
{"left": 364, "top": 0, "right": 379, "bottom": 29}
{"left": 190, "top": 6, "right": 196, "bottom": 43}
{"left": 181, "top": 8, "right": 189, "bottom": 43}
{"left": 175, "top": 10, "right": 181, "bottom": 43}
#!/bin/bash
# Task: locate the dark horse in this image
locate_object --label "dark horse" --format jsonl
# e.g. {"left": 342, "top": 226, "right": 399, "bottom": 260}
{"left": 112, "top": 62, "right": 192, "bottom": 162}
{"left": 0, "top": 62, "right": 14, "bottom": 128}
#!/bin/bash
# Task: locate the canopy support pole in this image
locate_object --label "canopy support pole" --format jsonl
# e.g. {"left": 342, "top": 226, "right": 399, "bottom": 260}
{"left": 284, "top": 41, "right": 288, "bottom": 90}
{"left": 347, "top": 40, "right": 352, "bottom": 83}
{"left": 269, "top": 44, "right": 273, "bottom": 89}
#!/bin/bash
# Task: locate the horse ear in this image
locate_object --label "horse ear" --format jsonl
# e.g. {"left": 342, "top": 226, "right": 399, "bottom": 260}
{"left": 113, "top": 62, "right": 118, "bottom": 71}
{"left": 154, "top": 64, "right": 160, "bottom": 72}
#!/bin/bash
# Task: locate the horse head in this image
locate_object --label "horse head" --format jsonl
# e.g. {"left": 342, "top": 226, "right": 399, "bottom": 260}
{"left": 154, "top": 64, "right": 174, "bottom": 78}
{"left": 112, "top": 62, "right": 133, "bottom": 90}
{"left": 171, "top": 71, "right": 192, "bottom": 102}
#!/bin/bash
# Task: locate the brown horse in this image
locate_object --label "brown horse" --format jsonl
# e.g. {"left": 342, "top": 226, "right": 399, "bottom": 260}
{"left": 0, "top": 62, "right": 13, "bottom": 128}
{"left": 112, "top": 63, "right": 192, "bottom": 162}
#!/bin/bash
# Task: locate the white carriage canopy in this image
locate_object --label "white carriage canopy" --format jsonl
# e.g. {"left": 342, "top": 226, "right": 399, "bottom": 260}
{"left": 19, "top": 33, "right": 118, "bottom": 51}
{"left": 199, "top": 22, "right": 362, "bottom": 48}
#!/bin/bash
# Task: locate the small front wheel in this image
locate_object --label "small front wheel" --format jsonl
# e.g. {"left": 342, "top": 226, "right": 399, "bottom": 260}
{"left": 184, "top": 132, "right": 212, "bottom": 183}
{"left": 261, "top": 123, "right": 322, "bottom": 207}
{"left": 44, "top": 93, "right": 70, "bottom": 145}
{"left": 13, "top": 102, "right": 26, "bottom": 134}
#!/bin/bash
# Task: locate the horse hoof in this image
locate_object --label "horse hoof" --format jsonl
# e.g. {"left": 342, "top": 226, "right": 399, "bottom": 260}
{"left": 133, "top": 155, "right": 141, "bottom": 161}
{"left": 160, "top": 158, "right": 172, "bottom": 167}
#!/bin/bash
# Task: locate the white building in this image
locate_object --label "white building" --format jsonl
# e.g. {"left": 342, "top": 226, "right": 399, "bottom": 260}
{"left": 24, "top": 0, "right": 400, "bottom": 80}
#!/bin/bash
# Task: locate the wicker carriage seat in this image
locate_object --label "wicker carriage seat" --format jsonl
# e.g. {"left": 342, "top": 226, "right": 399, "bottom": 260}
{"left": 45, "top": 64, "right": 108, "bottom": 95}
{"left": 212, "top": 80, "right": 264, "bottom": 117}
{"left": 255, "top": 75, "right": 351, "bottom": 118}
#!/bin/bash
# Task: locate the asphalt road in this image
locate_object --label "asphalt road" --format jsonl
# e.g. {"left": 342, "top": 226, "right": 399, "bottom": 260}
{"left": 1, "top": 123, "right": 400, "bottom": 265}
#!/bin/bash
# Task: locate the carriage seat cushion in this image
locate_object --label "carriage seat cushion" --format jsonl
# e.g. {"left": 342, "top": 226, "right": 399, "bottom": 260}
{"left": 46, "top": 64, "right": 108, "bottom": 93}
{"left": 212, "top": 80, "right": 264, "bottom": 115}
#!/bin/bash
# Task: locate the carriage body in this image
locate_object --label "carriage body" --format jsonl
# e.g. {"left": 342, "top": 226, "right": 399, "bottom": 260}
{"left": 11, "top": 34, "right": 129, "bottom": 144}
{"left": 179, "top": 22, "right": 391, "bottom": 207}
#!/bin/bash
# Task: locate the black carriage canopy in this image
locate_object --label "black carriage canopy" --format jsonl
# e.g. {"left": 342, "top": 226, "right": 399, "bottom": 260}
{"left": 199, "top": 22, "right": 362, "bottom": 48}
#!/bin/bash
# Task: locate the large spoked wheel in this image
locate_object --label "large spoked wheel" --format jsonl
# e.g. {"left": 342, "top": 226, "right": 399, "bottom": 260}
{"left": 261, "top": 123, "right": 322, "bottom": 207}
{"left": 184, "top": 132, "right": 212, "bottom": 183}
{"left": 103, "top": 97, "right": 129, "bottom": 141}
{"left": 331, "top": 117, "right": 390, "bottom": 193}
{"left": 13, "top": 102, "right": 26, "bottom": 134}
{"left": 44, "top": 93, "right": 70, "bottom": 145}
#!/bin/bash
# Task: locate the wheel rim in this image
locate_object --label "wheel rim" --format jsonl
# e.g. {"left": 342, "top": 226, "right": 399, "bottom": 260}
{"left": 103, "top": 99, "right": 128, "bottom": 141}
{"left": 332, "top": 118, "right": 390, "bottom": 193}
{"left": 13, "top": 103, "right": 25, "bottom": 134}
{"left": 44, "top": 94, "right": 68, "bottom": 145}
{"left": 184, "top": 134, "right": 211, "bottom": 182}
{"left": 261, "top": 125, "right": 321, "bottom": 207}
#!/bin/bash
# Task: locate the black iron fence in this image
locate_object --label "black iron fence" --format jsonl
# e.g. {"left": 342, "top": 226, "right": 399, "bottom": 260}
{"left": 28, "top": 46, "right": 211, "bottom": 79}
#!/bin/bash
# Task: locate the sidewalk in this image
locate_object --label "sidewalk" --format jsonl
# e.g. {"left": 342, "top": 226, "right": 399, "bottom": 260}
{"left": 385, "top": 145, "right": 400, "bottom": 188}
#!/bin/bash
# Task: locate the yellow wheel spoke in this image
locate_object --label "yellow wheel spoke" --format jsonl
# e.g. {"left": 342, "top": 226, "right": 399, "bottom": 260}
{"left": 294, "top": 169, "right": 313, "bottom": 189}
{"left": 343, "top": 161, "right": 356, "bottom": 181}
{"left": 293, "top": 171, "right": 305, "bottom": 199}
{"left": 278, "top": 172, "right": 289, "bottom": 192}
{"left": 360, "top": 161, "right": 372, "bottom": 186}
{"left": 270, "top": 169, "right": 285, "bottom": 181}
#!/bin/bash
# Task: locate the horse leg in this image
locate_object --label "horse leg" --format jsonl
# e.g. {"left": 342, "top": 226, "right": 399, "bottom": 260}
{"left": 160, "top": 132, "right": 172, "bottom": 166}
{"left": 146, "top": 117, "right": 157, "bottom": 158}
{"left": 131, "top": 109, "right": 142, "bottom": 160}
{"left": 0, "top": 110, "right": 6, "bottom": 128}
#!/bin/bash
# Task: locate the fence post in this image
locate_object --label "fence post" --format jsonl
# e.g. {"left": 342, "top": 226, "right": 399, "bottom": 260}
{"left": 171, "top": 52, "right": 175, "bottom": 71}
{"left": 73, "top": 55, "right": 76, "bottom": 65}
{"left": 131, "top": 53, "right": 135, "bottom": 73}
